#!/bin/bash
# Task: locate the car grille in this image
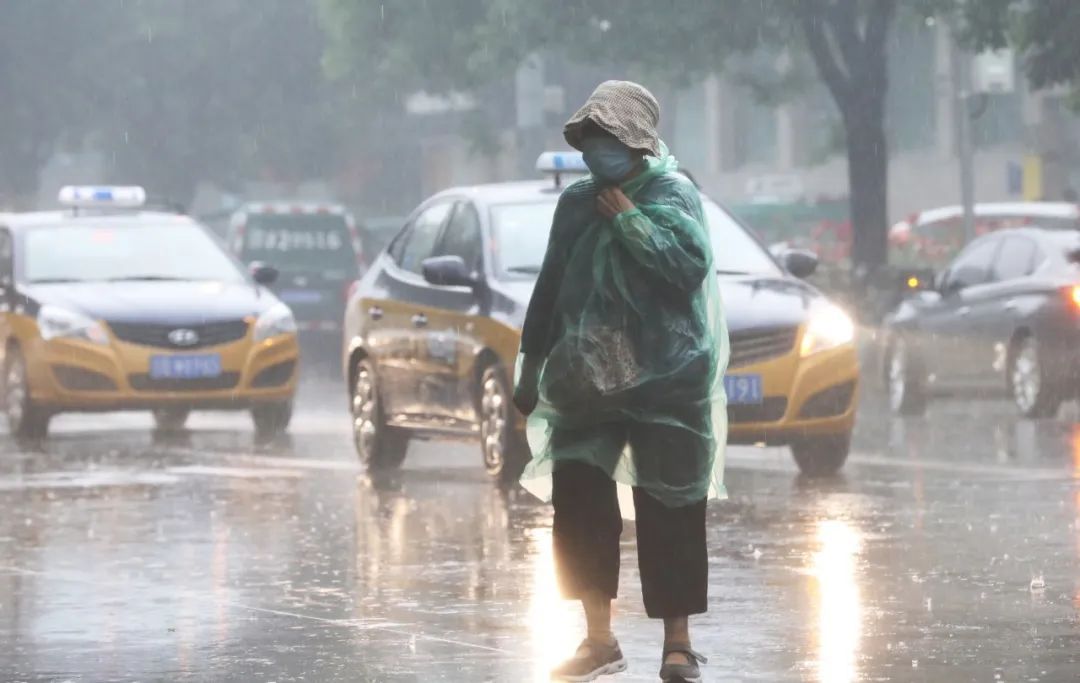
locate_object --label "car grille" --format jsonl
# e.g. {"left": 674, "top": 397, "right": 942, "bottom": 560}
{"left": 728, "top": 326, "right": 798, "bottom": 369}
{"left": 728, "top": 397, "right": 788, "bottom": 424}
{"left": 108, "top": 320, "right": 249, "bottom": 349}
{"left": 128, "top": 373, "right": 240, "bottom": 392}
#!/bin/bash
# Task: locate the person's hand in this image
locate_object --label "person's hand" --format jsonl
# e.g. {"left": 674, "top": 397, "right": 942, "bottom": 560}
{"left": 597, "top": 187, "right": 635, "bottom": 219}
{"left": 513, "top": 355, "right": 541, "bottom": 416}
{"left": 513, "top": 381, "right": 538, "bottom": 417}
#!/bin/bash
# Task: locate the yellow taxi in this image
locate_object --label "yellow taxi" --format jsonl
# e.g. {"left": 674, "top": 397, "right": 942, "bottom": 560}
{"left": 344, "top": 155, "right": 859, "bottom": 481}
{"left": 1, "top": 186, "right": 299, "bottom": 440}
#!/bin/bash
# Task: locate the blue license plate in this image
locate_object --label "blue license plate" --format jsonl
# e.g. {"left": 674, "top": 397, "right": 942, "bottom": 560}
{"left": 149, "top": 354, "right": 222, "bottom": 380}
{"left": 724, "top": 374, "right": 763, "bottom": 405}
{"left": 279, "top": 289, "right": 322, "bottom": 304}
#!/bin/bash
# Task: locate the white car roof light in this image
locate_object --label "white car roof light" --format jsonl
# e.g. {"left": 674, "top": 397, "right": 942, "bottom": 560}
{"left": 535, "top": 151, "right": 588, "bottom": 188}
{"left": 58, "top": 185, "right": 147, "bottom": 209}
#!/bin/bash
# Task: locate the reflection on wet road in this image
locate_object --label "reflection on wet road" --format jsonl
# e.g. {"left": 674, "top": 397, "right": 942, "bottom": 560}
{"left": 1, "top": 386, "right": 1080, "bottom": 681}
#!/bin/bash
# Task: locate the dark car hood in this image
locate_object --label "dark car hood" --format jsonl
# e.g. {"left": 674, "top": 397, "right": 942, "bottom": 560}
{"left": 496, "top": 273, "right": 821, "bottom": 333}
{"left": 23, "top": 280, "right": 278, "bottom": 324}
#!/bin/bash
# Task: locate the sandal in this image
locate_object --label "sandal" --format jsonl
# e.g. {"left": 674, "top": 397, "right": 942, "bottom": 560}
{"left": 659, "top": 644, "right": 707, "bottom": 682}
{"left": 551, "top": 637, "right": 628, "bottom": 681}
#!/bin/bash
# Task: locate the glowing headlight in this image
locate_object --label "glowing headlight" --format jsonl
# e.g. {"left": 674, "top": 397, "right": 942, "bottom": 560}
{"left": 37, "top": 305, "right": 109, "bottom": 345}
{"left": 800, "top": 304, "right": 855, "bottom": 356}
{"left": 253, "top": 302, "right": 297, "bottom": 342}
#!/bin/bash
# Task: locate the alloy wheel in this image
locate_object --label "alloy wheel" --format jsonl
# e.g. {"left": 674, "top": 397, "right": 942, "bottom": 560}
{"left": 888, "top": 343, "right": 907, "bottom": 412}
{"left": 1012, "top": 339, "right": 1040, "bottom": 414}
{"left": 480, "top": 372, "right": 507, "bottom": 475}
{"left": 6, "top": 357, "right": 26, "bottom": 427}
{"left": 352, "top": 366, "right": 379, "bottom": 461}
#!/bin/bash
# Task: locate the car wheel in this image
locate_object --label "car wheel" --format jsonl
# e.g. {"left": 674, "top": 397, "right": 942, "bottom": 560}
{"left": 252, "top": 402, "right": 292, "bottom": 440}
{"left": 153, "top": 408, "right": 190, "bottom": 432}
{"left": 5, "top": 348, "right": 49, "bottom": 441}
{"left": 791, "top": 434, "right": 850, "bottom": 477}
{"left": 478, "top": 364, "right": 530, "bottom": 486}
{"left": 1009, "top": 335, "right": 1061, "bottom": 419}
{"left": 352, "top": 359, "right": 408, "bottom": 470}
{"left": 887, "top": 338, "right": 927, "bottom": 416}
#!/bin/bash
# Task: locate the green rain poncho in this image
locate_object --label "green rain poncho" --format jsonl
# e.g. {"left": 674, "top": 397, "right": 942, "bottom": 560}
{"left": 517, "top": 147, "right": 729, "bottom": 509}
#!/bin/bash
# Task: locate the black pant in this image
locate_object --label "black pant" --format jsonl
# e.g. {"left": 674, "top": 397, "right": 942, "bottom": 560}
{"left": 552, "top": 460, "right": 708, "bottom": 619}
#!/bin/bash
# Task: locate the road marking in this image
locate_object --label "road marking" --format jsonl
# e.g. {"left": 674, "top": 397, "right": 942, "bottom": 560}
{"left": 726, "top": 447, "right": 1077, "bottom": 482}
{"left": 166, "top": 464, "right": 306, "bottom": 479}
{"left": 0, "top": 564, "right": 510, "bottom": 655}
{"left": 0, "top": 470, "right": 182, "bottom": 491}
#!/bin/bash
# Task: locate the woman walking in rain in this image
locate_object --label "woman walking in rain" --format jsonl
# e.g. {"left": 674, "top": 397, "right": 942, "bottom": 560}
{"left": 513, "top": 81, "right": 728, "bottom": 683}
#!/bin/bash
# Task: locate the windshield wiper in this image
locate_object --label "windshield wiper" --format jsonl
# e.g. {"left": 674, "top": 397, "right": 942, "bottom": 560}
{"left": 715, "top": 269, "right": 752, "bottom": 275}
{"left": 28, "top": 277, "right": 85, "bottom": 284}
{"left": 505, "top": 266, "right": 542, "bottom": 274}
{"left": 107, "top": 275, "right": 186, "bottom": 282}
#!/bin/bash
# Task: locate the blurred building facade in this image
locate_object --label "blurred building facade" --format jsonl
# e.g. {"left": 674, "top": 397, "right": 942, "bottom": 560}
{"left": 381, "top": 17, "right": 1080, "bottom": 225}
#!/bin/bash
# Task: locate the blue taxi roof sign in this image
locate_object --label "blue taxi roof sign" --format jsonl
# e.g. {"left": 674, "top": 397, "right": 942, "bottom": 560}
{"left": 536, "top": 151, "right": 588, "bottom": 189}
{"left": 58, "top": 185, "right": 147, "bottom": 209}
{"left": 535, "top": 151, "right": 588, "bottom": 174}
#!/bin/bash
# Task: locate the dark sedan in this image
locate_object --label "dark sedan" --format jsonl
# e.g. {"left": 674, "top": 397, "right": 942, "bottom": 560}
{"left": 884, "top": 227, "right": 1080, "bottom": 418}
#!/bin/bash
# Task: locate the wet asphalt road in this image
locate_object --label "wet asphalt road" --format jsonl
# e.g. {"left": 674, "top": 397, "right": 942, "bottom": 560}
{"left": 2, "top": 373, "right": 1080, "bottom": 682}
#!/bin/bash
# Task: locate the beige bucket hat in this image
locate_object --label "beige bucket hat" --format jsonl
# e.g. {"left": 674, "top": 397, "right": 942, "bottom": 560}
{"left": 563, "top": 80, "right": 662, "bottom": 158}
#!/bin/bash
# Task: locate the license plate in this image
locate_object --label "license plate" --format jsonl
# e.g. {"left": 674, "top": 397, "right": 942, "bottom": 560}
{"left": 724, "top": 374, "right": 763, "bottom": 405}
{"left": 279, "top": 289, "right": 322, "bottom": 304}
{"left": 149, "top": 354, "right": 222, "bottom": 379}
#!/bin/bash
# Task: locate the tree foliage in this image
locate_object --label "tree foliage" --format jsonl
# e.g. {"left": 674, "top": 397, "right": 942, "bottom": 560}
{"left": 321, "top": 0, "right": 901, "bottom": 268}
{"left": 0, "top": 0, "right": 345, "bottom": 205}
{"left": 962, "top": 0, "right": 1080, "bottom": 92}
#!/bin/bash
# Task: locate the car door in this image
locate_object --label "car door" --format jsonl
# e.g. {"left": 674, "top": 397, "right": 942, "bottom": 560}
{"left": 981, "top": 235, "right": 1041, "bottom": 386}
{"left": 919, "top": 236, "right": 1001, "bottom": 388}
{"left": 374, "top": 200, "right": 455, "bottom": 420}
{"left": 423, "top": 200, "right": 486, "bottom": 424}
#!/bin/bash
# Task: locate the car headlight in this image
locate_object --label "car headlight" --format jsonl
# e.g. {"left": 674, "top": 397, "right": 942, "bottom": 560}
{"left": 800, "top": 304, "right": 856, "bottom": 356}
{"left": 37, "top": 305, "right": 109, "bottom": 345}
{"left": 253, "top": 303, "right": 297, "bottom": 342}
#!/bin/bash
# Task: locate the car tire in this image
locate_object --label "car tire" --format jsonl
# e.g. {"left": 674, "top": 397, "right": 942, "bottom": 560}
{"left": 153, "top": 408, "right": 190, "bottom": 432}
{"left": 252, "top": 402, "right": 292, "bottom": 440}
{"left": 5, "top": 347, "right": 50, "bottom": 442}
{"left": 478, "top": 364, "right": 530, "bottom": 486}
{"left": 791, "top": 434, "right": 850, "bottom": 477}
{"left": 351, "top": 359, "right": 408, "bottom": 470}
{"left": 887, "top": 338, "right": 927, "bottom": 416}
{"left": 1009, "top": 335, "right": 1061, "bottom": 419}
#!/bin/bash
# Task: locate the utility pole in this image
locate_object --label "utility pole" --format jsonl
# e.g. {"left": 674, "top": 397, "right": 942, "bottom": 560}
{"left": 950, "top": 25, "right": 976, "bottom": 245}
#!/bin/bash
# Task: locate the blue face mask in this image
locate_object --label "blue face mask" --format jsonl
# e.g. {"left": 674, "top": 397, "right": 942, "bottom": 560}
{"left": 580, "top": 136, "right": 637, "bottom": 183}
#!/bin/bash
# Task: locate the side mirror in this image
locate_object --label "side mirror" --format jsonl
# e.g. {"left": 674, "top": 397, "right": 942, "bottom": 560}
{"left": 942, "top": 266, "right": 980, "bottom": 295}
{"left": 782, "top": 249, "right": 819, "bottom": 279}
{"left": 422, "top": 255, "right": 476, "bottom": 288}
{"left": 250, "top": 262, "right": 279, "bottom": 285}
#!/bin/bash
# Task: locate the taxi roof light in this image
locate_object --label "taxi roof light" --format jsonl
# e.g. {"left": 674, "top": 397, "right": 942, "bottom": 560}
{"left": 58, "top": 185, "right": 147, "bottom": 209}
{"left": 535, "top": 151, "right": 588, "bottom": 188}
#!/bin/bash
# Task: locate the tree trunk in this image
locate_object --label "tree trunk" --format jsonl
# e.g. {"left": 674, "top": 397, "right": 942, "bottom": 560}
{"left": 843, "top": 104, "right": 889, "bottom": 269}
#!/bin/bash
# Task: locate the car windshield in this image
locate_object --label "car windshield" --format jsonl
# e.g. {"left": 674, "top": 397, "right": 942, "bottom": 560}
{"left": 240, "top": 213, "right": 356, "bottom": 275}
{"left": 490, "top": 197, "right": 780, "bottom": 277}
{"left": 24, "top": 222, "right": 246, "bottom": 284}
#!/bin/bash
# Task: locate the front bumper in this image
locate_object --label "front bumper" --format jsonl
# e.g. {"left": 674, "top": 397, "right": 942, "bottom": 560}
{"left": 727, "top": 340, "right": 859, "bottom": 446}
{"left": 24, "top": 332, "right": 299, "bottom": 412}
